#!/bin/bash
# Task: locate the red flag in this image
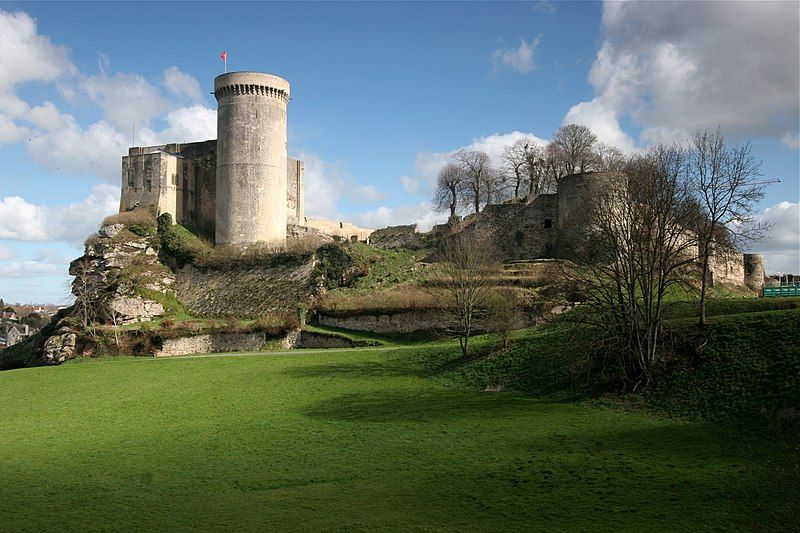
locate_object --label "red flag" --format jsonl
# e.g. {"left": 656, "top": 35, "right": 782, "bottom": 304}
{"left": 220, "top": 51, "right": 227, "bottom": 62}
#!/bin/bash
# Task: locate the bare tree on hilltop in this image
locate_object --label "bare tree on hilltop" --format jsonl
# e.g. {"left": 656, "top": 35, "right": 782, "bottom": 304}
{"left": 453, "top": 150, "right": 492, "bottom": 214}
{"left": 551, "top": 124, "right": 599, "bottom": 174}
{"left": 502, "top": 139, "right": 551, "bottom": 198}
{"left": 432, "top": 162, "right": 465, "bottom": 219}
{"left": 502, "top": 139, "right": 532, "bottom": 199}
{"left": 687, "top": 128, "right": 768, "bottom": 326}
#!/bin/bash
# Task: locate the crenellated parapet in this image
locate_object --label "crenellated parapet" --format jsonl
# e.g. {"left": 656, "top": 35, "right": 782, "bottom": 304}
{"left": 213, "top": 83, "right": 289, "bottom": 103}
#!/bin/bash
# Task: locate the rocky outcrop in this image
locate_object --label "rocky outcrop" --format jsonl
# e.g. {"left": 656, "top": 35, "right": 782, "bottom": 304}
{"left": 69, "top": 224, "right": 174, "bottom": 324}
{"left": 41, "top": 328, "right": 78, "bottom": 365}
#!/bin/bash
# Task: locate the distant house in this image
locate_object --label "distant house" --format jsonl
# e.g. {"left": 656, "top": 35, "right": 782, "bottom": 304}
{"left": 4, "top": 324, "right": 32, "bottom": 347}
{"left": 1, "top": 309, "right": 17, "bottom": 320}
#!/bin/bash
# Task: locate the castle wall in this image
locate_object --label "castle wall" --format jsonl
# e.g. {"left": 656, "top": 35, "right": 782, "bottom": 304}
{"left": 120, "top": 150, "right": 180, "bottom": 221}
{"left": 303, "top": 217, "right": 373, "bottom": 242}
{"left": 458, "top": 195, "right": 558, "bottom": 261}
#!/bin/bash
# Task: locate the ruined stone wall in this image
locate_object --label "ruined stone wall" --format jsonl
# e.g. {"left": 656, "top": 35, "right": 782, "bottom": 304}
{"left": 303, "top": 217, "right": 373, "bottom": 242}
{"left": 709, "top": 248, "right": 745, "bottom": 286}
{"left": 318, "top": 310, "right": 448, "bottom": 333}
{"left": 458, "top": 195, "right": 558, "bottom": 261}
{"left": 155, "top": 332, "right": 267, "bottom": 357}
{"left": 175, "top": 257, "right": 316, "bottom": 317}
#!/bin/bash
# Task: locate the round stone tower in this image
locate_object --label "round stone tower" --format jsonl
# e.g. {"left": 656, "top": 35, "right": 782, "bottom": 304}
{"left": 214, "top": 72, "right": 290, "bottom": 246}
{"left": 743, "top": 253, "right": 765, "bottom": 292}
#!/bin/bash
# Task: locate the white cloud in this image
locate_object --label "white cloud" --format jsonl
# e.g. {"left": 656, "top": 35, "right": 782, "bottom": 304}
{"left": 400, "top": 175, "right": 420, "bottom": 194}
{"left": 354, "top": 185, "right": 385, "bottom": 203}
{"left": 0, "top": 261, "right": 63, "bottom": 278}
{"left": 563, "top": 98, "right": 637, "bottom": 152}
{"left": 0, "top": 113, "right": 29, "bottom": 144}
{"left": 25, "top": 101, "right": 67, "bottom": 131}
{"left": 355, "top": 202, "right": 442, "bottom": 232}
{"left": 0, "top": 244, "right": 16, "bottom": 260}
{"left": 163, "top": 66, "right": 203, "bottom": 103}
{"left": 0, "top": 183, "right": 119, "bottom": 243}
{"left": 567, "top": 1, "right": 800, "bottom": 149}
{"left": 0, "top": 196, "right": 48, "bottom": 240}
{"left": 532, "top": 1, "right": 555, "bottom": 15}
{"left": 81, "top": 69, "right": 169, "bottom": 131}
{"left": 746, "top": 202, "right": 800, "bottom": 274}
{"left": 297, "top": 151, "right": 345, "bottom": 220}
{"left": 0, "top": 9, "right": 74, "bottom": 92}
{"left": 26, "top": 114, "right": 128, "bottom": 181}
{"left": 491, "top": 37, "right": 540, "bottom": 74}
{"left": 781, "top": 132, "right": 800, "bottom": 151}
{"left": 138, "top": 105, "right": 217, "bottom": 146}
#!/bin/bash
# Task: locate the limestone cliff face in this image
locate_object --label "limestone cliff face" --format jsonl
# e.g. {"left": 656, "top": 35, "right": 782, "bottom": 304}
{"left": 69, "top": 223, "right": 175, "bottom": 324}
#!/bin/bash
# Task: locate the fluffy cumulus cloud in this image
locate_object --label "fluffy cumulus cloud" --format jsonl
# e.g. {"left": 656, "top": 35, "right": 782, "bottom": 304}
{"left": 0, "top": 10, "right": 74, "bottom": 92}
{"left": 747, "top": 202, "right": 800, "bottom": 274}
{"left": 491, "top": 37, "right": 540, "bottom": 74}
{"left": 163, "top": 66, "right": 203, "bottom": 103}
{"left": 0, "top": 183, "right": 119, "bottom": 243}
{"left": 81, "top": 69, "right": 169, "bottom": 131}
{"left": 565, "top": 1, "right": 800, "bottom": 148}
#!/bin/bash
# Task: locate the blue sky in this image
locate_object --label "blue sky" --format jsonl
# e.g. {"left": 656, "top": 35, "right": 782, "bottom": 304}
{"left": 0, "top": 1, "right": 798, "bottom": 304}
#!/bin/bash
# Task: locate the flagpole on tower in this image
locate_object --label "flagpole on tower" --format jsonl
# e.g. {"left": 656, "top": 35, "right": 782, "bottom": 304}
{"left": 221, "top": 51, "right": 228, "bottom": 73}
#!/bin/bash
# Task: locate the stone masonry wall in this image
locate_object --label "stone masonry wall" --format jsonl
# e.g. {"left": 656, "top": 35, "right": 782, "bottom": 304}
{"left": 318, "top": 310, "right": 448, "bottom": 333}
{"left": 175, "top": 257, "right": 316, "bottom": 317}
{"left": 458, "top": 194, "right": 558, "bottom": 261}
{"left": 155, "top": 332, "right": 267, "bottom": 357}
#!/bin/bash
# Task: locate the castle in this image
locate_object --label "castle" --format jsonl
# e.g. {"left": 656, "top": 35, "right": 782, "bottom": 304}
{"left": 119, "top": 71, "right": 371, "bottom": 244}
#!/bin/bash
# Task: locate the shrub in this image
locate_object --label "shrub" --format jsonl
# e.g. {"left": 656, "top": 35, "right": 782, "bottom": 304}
{"left": 103, "top": 210, "right": 157, "bottom": 227}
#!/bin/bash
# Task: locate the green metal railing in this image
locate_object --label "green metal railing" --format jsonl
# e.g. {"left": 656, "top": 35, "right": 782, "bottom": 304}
{"left": 763, "top": 283, "right": 800, "bottom": 298}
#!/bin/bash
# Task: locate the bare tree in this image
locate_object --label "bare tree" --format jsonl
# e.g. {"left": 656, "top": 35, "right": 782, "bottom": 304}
{"left": 543, "top": 141, "right": 569, "bottom": 189}
{"left": 437, "top": 234, "right": 499, "bottom": 358}
{"left": 485, "top": 287, "right": 527, "bottom": 349}
{"left": 432, "top": 162, "right": 464, "bottom": 218}
{"left": 71, "top": 258, "right": 102, "bottom": 328}
{"left": 481, "top": 166, "right": 506, "bottom": 206}
{"left": 502, "top": 140, "right": 530, "bottom": 198}
{"left": 551, "top": 124, "right": 598, "bottom": 174}
{"left": 453, "top": 150, "right": 492, "bottom": 213}
{"left": 571, "top": 145, "right": 699, "bottom": 385}
{"left": 595, "top": 142, "right": 626, "bottom": 171}
{"left": 687, "top": 128, "right": 767, "bottom": 326}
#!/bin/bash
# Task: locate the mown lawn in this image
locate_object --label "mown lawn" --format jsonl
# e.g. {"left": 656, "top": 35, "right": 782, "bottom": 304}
{"left": 1, "top": 346, "right": 797, "bottom": 531}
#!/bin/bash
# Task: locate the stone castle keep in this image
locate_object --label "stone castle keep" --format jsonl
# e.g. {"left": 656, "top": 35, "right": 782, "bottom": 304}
{"left": 120, "top": 71, "right": 370, "bottom": 244}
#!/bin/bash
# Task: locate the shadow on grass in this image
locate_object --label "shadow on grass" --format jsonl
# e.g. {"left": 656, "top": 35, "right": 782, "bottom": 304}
{"left": 300, "top": 388, "right": 547, "bottom": 423}
{"left": 282, "top": 361, "right": 414, "bottom": 380}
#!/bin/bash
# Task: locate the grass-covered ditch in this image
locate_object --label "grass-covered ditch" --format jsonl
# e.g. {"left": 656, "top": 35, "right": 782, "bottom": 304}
{"left": 1, "top": 334, "right": 797, "bottom": 531}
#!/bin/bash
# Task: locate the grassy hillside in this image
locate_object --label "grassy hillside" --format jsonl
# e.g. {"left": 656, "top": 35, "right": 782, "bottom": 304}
{"left": 1, "top": 346, "right": 797, "bottom": 531}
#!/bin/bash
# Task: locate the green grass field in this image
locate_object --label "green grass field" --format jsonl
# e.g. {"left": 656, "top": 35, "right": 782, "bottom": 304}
{"left": 1, "top": 342, "right": 797, "bottom": 531}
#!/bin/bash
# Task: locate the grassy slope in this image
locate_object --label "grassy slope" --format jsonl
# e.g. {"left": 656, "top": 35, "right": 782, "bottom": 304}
{"left": 1, "top": 347, "right": 798, "bottom": 531}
